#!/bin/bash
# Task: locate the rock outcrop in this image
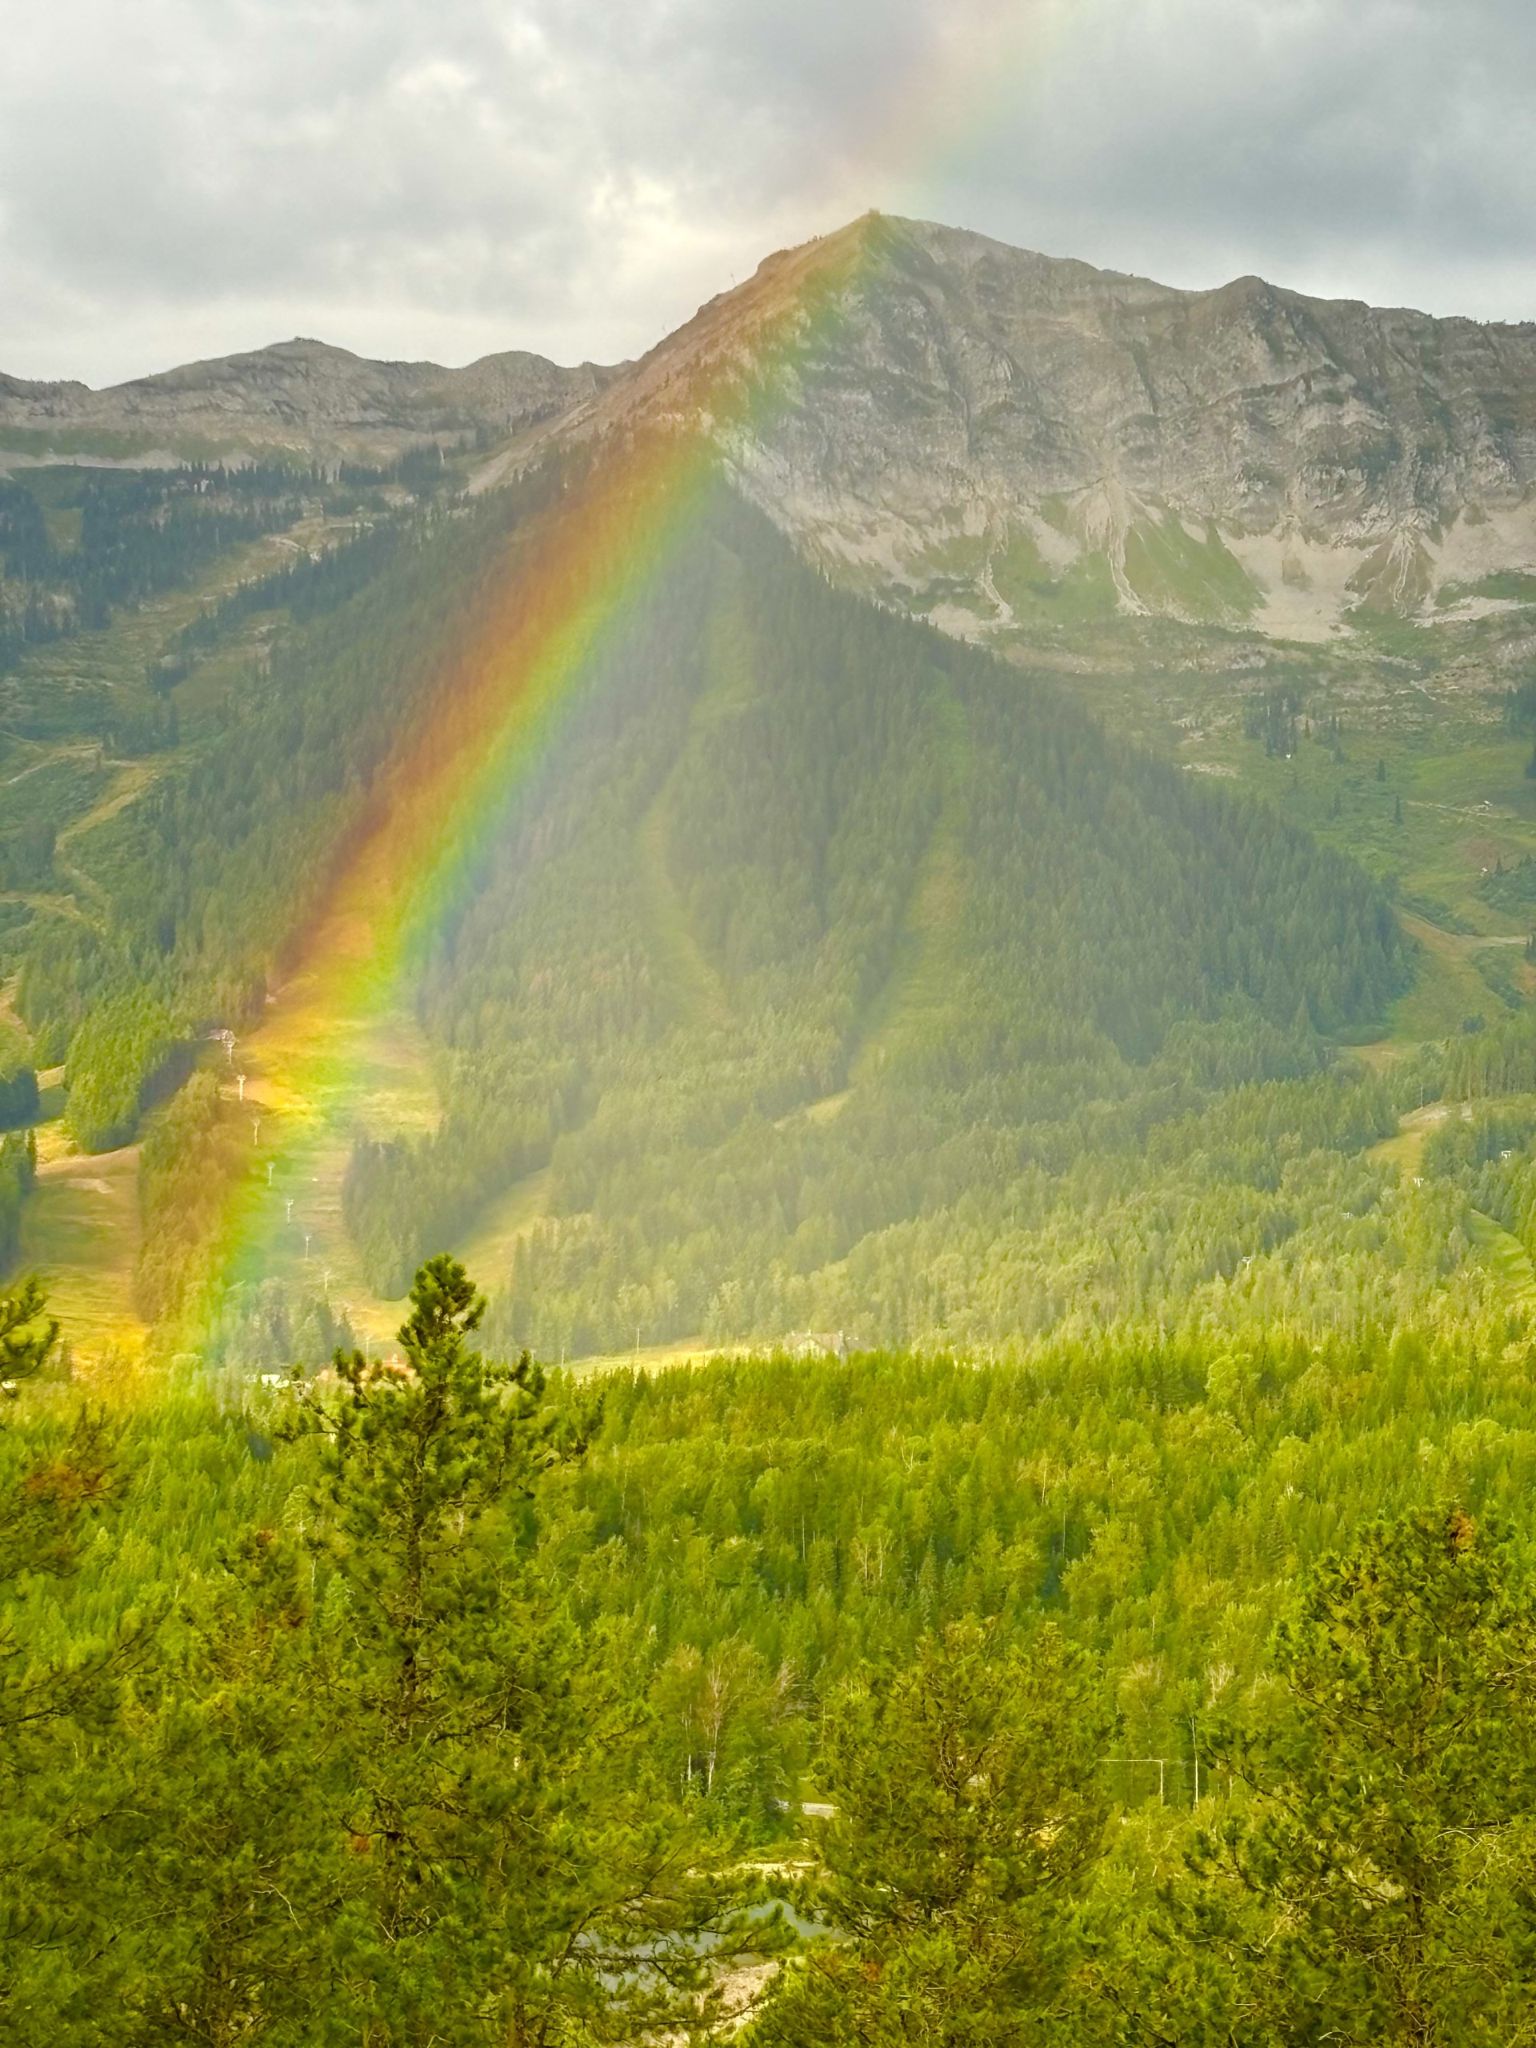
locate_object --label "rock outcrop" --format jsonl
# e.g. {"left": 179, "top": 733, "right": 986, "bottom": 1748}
{"left": 0, "top": 336, "right": 617, "bottom": 468}
{"left": 550, "top": 213, "right": 1536, "bottom": 641}
{"left": 13, "top": 212, "right": 1536, "bottom": 640}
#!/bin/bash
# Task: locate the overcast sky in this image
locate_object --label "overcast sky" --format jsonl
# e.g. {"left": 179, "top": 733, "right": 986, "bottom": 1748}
{"left": 3, "top": 0, "right": 1533, "bottom": 386}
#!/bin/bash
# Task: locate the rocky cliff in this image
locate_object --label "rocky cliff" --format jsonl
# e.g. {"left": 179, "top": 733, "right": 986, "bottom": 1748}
{"left": 12, "top": 213, "right": 1536, "bottom": 642}
{"left": 0, "top": 336, "right": 616, "bottom": 468}
{"left": 544, "top": 213, "right": 1536, "bottom": 642}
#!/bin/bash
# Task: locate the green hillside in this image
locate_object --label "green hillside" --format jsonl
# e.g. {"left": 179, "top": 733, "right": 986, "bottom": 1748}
{"left": 333, "top": 492, "right": 1417, "bottom": 1358}
{"left": 7, "top": 449, "right": 1536, "bottom": 1364}
{"left": 9, "top": 1260, "right": 1536, "bottom": 2040}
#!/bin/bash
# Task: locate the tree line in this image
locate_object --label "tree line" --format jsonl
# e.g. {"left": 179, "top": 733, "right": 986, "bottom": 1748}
{"left": 4, "top": 1258, "right": 1536, "bottom": 2042}
{"left": 334, "top": 487, "right": 1409, "bottom": 1346}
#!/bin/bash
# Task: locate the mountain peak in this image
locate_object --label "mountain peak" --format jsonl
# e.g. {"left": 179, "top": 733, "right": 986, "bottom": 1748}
{"left": 554, "top": 213, "right": 1536, "bottom": 644}
{"left": 0, "top": 332, "right": 614, "bottom": 466}
{"left": 9, "top": 214, "right": 1536, "bottom": 645}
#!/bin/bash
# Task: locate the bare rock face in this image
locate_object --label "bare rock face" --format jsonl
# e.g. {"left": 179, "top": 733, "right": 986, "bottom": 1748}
{"left": 0, "top": 336, "right": 616, "bottom": 468}
{"left": 11, "top": 213, "right": 1536, "bottom": 642}
{"left": 563, "top": 213, "right": 1536, "bottom": 643}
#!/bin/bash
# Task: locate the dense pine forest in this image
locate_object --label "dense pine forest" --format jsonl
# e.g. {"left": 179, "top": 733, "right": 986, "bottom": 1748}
{"left": 6, "top": 1257, "right": 1536, "bottom": 2043}
{"left": 339, "top": 493, "right": 1409, "bottom": 1355}
{"left": 8, "top": 442, "right": 1536, "bottom": 1366}
{"left": 6, "top": 418, "right": 1536, "bottom": 2037}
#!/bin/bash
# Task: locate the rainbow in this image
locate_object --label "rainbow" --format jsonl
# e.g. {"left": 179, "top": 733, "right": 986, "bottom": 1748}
{"left": 185, "top": 226, "right": 878, "bottom": 1352}
{"left": 178, "top": 1, "right": 1072, "bottom": 1352}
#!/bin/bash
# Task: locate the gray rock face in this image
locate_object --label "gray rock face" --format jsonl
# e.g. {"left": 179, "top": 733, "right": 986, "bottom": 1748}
{"left": 12, "top": 213, "right": 1536, "bottom": 639}
{"left": 0, "top": 335, "right": 617, "bottom": 466}
{"left": 792, "top": 223, "right": 1536, "bottom": 529}
{"left": 558, "top": 214, "right": 1536, "bottom": 641}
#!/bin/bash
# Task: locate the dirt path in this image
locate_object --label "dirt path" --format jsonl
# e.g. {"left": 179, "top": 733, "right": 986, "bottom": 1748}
{"left": 1398, "top": 910, "right": 1527, "bottom": 959}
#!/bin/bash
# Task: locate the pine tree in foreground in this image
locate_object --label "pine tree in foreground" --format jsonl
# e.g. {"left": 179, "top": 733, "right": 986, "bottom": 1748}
{"left": 0, "top": 1277, "right": 140, "bottom": 2044}
{"left": 751, "top": 1619, "right": 1109, "bottom": 2047}
{"left": 1141, "top": 1506, "right": 1536, "bottom": 2047}
{"left": 284, "top": 1254, "right": 762, "bottom": 2044}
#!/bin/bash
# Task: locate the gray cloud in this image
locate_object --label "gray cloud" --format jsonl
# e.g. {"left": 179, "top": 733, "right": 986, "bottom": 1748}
{"left": 1, "top": 0, "right": 1532, "bottom": 386}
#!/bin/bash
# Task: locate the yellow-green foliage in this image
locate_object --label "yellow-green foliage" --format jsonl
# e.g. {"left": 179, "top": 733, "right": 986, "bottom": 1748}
{"left": 1120, "top": 514, "right": 1261, "bottom": 622}
{"left": 64, "top": 994, "right": 176, "bottom": 1153}
{"left": 984, "top": 520, "right": 1124, "bottom": 624}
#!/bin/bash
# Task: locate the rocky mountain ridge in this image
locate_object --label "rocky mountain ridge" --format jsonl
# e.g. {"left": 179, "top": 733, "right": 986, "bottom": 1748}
{"left": 539, "top": 213, "right": 1536, "bottom": 644}
{"left": 10, "top": 213, "right": 1536, "bottom": 641}
{"left": 0, "top": 335, "right": 617, "bottom": 468}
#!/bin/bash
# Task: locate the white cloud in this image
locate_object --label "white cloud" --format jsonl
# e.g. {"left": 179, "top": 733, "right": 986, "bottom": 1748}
{"left": 0, "top": 0, "right": 1531, "bottom": 386}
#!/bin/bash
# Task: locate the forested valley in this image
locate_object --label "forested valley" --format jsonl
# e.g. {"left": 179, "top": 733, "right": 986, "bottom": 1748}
{"left": 7, "top": 411, "right": 1536, "bottom": 2039}
{"left": 337, "top": 491, "right": 1411, "bottom": 1356}
{"left": 10, "top": 440, "right": 1536, "bottom": 1365}
{"left": 6, "top": 1255, "right": 1536, "bottom": 2043}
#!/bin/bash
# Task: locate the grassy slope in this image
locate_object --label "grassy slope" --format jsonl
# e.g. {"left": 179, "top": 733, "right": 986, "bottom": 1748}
{"left": 454, "top": 1167, "right": 555, "bottom": 1304}
{"left": 22, "top": 1132, "right": 144, "bottom": 1368}
{"left": 0, "top": 513, "right": 386, "bottom": 1361}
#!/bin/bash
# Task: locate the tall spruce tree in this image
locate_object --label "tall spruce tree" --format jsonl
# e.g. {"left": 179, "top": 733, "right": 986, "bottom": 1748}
{"left": 289, "top": 1254, "right": 758, "bottom": 2044}
{"left": 1146, "top": 1506, "right": 1536, "bottom": 2046}
{"left": 752, "top": 1619, "right": 1109, "bottom": 2047}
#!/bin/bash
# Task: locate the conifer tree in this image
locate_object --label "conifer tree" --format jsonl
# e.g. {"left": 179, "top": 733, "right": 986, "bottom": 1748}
{"left": 0, "top": 1276, "right": 56, "bottom": 1397}
{"left": 0, "top": 1281, "right": 135, "bottom": 2044}
{"left": 1152, "top": 1507, "right": 1536, "bottom": 2046}
{"left": 101, "top": 1526, "right": 347, "bottom": 2048}
{"left": 291, "top": 1254, "right": 757, "bottom": 2044}
{"left": 753, "top": 1619, "right": 1109, "bottom": 2047}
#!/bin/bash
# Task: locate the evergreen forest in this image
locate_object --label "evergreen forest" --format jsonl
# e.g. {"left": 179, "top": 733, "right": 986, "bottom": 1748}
{"left": 6, "top": 414, "right": 1536, "bottom": 2041}
{"left": 6, "top": 1257, "right": 1536, "bottom": 2043}
{"left": 3, "top": 459, "right": 1498, "bottom": 1363}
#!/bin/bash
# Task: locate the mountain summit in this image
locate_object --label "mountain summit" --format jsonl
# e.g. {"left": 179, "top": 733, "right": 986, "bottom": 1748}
{"left": 548, "top": 213, "right": 1536, "bottom": 642}
{"left": 8, "top": 213, "right": 1536, "bottom": 639}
